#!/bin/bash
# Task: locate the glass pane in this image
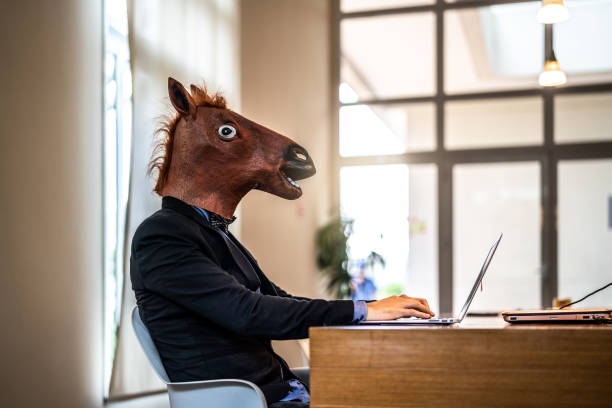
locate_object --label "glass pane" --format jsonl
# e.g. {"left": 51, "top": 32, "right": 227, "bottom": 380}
{"left": 341, "top": 13, "right": 435, "bottom": 100}
{"left": 445, "top": 97, "right": 543, "bottom": 149}
{"left": 555, "top": 0, "right": 612, "bottom": 85}
{"left": 104, "top": 0, "right": 132, "bottom": 396}
{"left": 105, "top": 80, "right": 117, "bottom": 110}
{"left": 558, "top": 160, "right": 612, "bottom": 308}
{"left": 340, "top": 102, "right": 436, "bottom": 157}
{"left": 107, "top": 0, "right": 129, "bottom": 35}
{"left": 453, "top": 162, "right": 541, "bottom": 313}
{"left": 445, "top": 1, "right": 612, "bottom": 93}
{"left": 445, "top": 3, "right": 542, "bottom": 94}
{"left": 342, "top": 0, "right": 434, "bottom": 12}
{"left": 555, "top": 92, "right": 612, "bottom": 144}
{"left": 105, "top": 53, "right": 115, "bottom": 82}
{"left": 340, "top": 164, "right": 439, "bottom": 312}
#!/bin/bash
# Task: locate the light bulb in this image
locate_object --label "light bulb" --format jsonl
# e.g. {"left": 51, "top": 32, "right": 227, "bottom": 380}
{"left": 537, "top": 0, "right": 569, "bottom": 24}
{"left": 539, "top": 60, "right": 567, "bottom": 87}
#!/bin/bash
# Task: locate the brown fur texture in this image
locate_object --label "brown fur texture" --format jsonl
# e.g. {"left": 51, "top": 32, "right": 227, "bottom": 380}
{"left": 148, "top": 77, "right": 315, "bottom": 219}
{"left": 150, "top": 84, "right": 227, "bottom": 195}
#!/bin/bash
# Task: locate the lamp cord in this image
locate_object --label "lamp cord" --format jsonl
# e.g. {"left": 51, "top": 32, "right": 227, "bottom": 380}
{"left": 559, "top": 282, "right": 612, "bottom": 310}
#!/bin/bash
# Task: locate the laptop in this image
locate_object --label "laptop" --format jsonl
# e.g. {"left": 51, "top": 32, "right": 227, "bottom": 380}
{"left": 361, "top": 233, "right": 502, "bottom": 325}
{"left": 502, "top": 308, "right": 612, "bottom": 323}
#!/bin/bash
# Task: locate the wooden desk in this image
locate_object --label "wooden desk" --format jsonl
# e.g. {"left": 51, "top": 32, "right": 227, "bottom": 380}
{"left": 309, "top": 318, "right": 612, "bottom": 408}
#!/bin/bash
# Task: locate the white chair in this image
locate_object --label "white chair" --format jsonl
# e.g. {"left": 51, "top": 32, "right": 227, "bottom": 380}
{"left": 131, "top": 306, "right": 268, "bottom": 408}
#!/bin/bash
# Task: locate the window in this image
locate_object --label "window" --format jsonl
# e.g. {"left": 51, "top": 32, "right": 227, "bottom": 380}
{"left": 340, "top": 101, "right": 436, "bottom": 156}
{"left": 445, "top": 2, "right": 543, "bottom": 94}
{"left": 334, "top": 0, "right": 612, "bottom": 314}
{"left": 453, "top": 162, "right": 541, "bottom": 312}
{"left": 341, "top": 12, "right": 436, "bottom": 99}
{"left": 554, "top": 92, "right": 612, "bottom": 144}
{"left": 341, "top": 0, "right": 434, "bottom": 13}
{"left": 104, "top": 0, "right": 132, "bottom": 396}
{"left": 558, "top": 159, "right": 612, "bottom": 307}
{"left": 445, "top": 97, "right": 542, "bottom": 149}
{"left": 340, "top": 164, "right": 439, "bottom": 310}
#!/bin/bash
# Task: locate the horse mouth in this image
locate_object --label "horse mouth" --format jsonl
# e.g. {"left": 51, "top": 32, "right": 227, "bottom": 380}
{"left": 280, "top": 169, "right": 302, "bottom": 191}
{"left": 278, "top": 147, "right": 316, "bottom": 194}
{"left": 272, "top": 143, "right": 316, "bottom": 199}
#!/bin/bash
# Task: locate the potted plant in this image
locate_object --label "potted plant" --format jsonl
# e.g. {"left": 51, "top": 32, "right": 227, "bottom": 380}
{"left": 315, "top": 217, "right": 353, "bottom": 299}
{"left": 315, "top": 217, "right": 385, "bottom": 299}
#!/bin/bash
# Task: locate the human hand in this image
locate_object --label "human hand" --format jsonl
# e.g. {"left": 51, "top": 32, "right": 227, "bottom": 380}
{"left": 365, "top": 295, "right": 435, "bottom": 321}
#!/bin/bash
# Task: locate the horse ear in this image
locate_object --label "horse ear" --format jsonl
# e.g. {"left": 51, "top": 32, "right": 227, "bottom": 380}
{"left": 190, "top": 84, "right": 201, "bottom": 97}
{"left": 168, "top": 77, "right": 196, "bottom": 119}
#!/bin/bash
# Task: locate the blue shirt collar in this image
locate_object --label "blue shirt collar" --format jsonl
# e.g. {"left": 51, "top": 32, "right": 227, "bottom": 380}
{"left": 191, "top": 206, "right": 211, "bottom": 222}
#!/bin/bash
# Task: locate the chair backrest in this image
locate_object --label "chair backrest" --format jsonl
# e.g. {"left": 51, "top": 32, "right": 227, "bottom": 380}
{"left": 131, "top": 306, "right": 171, "bottom": 383}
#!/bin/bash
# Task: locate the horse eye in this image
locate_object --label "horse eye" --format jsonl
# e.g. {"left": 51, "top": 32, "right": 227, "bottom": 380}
{"left": 218, "top": 125, "right": 237, "bottom": 140}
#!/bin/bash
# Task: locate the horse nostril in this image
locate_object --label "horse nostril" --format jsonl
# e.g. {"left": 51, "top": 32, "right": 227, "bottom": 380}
{"left": 289, "top": 144, "right": 310, "bottom": 162}
{"left": 295, "top": 151, "right": 307, "bottom": 161}
{"left": 283, "top": 143, "right": 316, "bottom": 180}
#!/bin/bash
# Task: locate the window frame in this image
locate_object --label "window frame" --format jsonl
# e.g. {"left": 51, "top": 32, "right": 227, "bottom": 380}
{"left": 331, "top": 0, "right": 612, "bottom": 314}
{"left": 103, "top": 0, "right": 132, "bottom": 397}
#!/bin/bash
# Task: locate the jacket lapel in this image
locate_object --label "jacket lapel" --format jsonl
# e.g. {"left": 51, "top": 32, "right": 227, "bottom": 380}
{"left": 216, "top": 232, "right": 262, "bottom": 290}
{"left": 161, "top": 196, "right": 262, "bottom": 290}
{"left": 227, "top": 232, "right": 278, "bottom": 296}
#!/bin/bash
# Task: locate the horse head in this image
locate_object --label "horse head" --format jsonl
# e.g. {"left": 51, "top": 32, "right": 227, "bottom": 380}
{"left": 150, "top": 77, "right": 316, "bottom": 218}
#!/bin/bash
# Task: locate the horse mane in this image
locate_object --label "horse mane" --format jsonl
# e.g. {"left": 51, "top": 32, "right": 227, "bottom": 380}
{"left": 149, "top": 84, "right": 227, "bottom": 195}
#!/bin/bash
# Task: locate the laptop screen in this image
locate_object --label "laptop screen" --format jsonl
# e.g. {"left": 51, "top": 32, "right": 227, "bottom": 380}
{"left": 457, "top": 233, "right": 503, "bottom": 321}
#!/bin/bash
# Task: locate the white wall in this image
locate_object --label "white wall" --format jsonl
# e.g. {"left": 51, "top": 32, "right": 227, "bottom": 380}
{"left": 240, "top": 0, "right": 332, "bottom": 366}
{"left": 240, "top": 0, "right": 332, "bottom": 301}
{"left": 0, "top": 1, "right": 103, "bottom": 406}
{"left": 0, "top": 0, "right": 331, "bottom": 404}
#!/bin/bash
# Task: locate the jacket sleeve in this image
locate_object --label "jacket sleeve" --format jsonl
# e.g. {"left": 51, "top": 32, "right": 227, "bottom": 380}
{"left": 269, "top": 282, "right": 312, "bottom": 301}
{"left": 132, "top": 218, "right": 355, "bottom": 340}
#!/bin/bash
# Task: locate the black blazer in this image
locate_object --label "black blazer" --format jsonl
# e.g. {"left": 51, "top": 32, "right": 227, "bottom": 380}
{"left": 131, "top": 196, "right": 354, "bottom": 403}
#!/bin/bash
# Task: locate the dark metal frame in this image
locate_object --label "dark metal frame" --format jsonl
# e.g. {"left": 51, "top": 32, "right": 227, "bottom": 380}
{"left": 331, "top": 0, "right": 612, "bottom": 314}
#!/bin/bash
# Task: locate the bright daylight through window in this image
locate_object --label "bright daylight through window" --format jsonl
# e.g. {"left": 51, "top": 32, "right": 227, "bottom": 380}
{"left": 336, "top": 0, "right": 612, "bottom": 314}
{"left": 103, "top": 0, "right": 132, "bottom": 396}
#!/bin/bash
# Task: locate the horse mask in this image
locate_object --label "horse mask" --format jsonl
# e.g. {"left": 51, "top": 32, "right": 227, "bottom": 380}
{"left": 151, "top": 77, "right": 316, "bottom": 219}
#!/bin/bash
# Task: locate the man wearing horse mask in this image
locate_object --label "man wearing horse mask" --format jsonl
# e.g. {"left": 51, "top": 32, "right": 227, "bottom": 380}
{"left": 131, "top": 78, "right": 435, "bottom": 407}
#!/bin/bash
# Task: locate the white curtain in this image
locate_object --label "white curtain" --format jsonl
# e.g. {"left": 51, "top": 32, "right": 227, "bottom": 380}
{"left": 109, "top": 0, "right": 240, "bottom": 398}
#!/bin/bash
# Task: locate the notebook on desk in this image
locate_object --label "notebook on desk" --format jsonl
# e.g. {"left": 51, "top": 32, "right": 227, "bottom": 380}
{"left": 502, "top": 308, "right": 612, "bottom": 323}
{"left": 361, "top": 233, "right": 502, "bottom": 326}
